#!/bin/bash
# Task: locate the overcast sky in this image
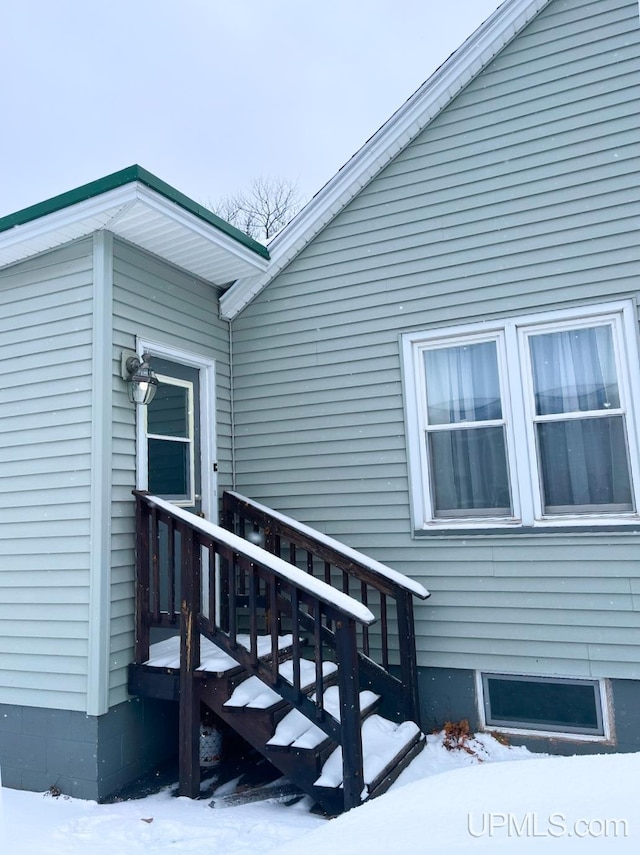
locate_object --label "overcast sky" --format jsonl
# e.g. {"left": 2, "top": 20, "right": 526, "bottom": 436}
{"left": 0, "top": 1, "right": 502, "bottom": 218}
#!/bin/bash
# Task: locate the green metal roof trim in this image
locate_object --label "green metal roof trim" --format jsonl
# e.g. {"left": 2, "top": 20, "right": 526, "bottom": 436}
{"left": 0, "top": 164, "right": 270, "bottom": 259}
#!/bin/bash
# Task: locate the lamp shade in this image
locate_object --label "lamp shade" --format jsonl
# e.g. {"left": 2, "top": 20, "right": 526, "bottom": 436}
{"left": 121, "top": 350, "right": 159, "bottom": 405}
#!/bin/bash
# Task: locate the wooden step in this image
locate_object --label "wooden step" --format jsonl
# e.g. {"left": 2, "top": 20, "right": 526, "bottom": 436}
{"left": 367, "top": 729, "right": 426, "bottom": 801}
{"left": 143, "top": 632, "right": 295, "bottom": 676}
{"left": 267, "top": 686, "right": 380, "bottom": 750}
{"left": 313, "top": 714, "right": 424, "bottom": 796}
{"left": 132, "top": 634, "right": 425, "bottom": 816}
{"left": 223, "top": 658, "right": 340, "bottom": 713}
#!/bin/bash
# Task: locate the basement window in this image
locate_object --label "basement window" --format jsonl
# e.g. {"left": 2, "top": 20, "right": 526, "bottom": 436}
{"left": 480, "top": 673, "right": 605, "bottom": 737}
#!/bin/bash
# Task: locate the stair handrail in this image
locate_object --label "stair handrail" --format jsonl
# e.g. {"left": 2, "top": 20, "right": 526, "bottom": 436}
{"left": 142, "top": 493, "right": 376, "bottom": 626}
{"left": 133, "top": 490, "right": 373, "bottom": 809}
{"left": 223, "top": 490, "right": 428, "bottom": 727}
{"left": 224, "top": 490, "right": 429, "bottom": 600}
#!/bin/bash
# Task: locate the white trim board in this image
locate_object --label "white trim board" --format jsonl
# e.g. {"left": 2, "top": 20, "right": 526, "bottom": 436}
{"left": 0, "top": 182, "right": 269, "bottom": 283}
{"left": 135, "top": 340, "right": 218, "bottom": 522}
{"left": 87, "top": 231, "right": 114, "bottom": 717}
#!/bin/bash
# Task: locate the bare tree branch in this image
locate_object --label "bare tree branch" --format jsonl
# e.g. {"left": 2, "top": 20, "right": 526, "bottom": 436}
{"left": 208, "top": 177, "right": 302, "bottom": 243}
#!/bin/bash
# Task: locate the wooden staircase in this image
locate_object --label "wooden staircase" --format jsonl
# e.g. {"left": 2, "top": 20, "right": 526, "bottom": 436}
{"left": 128, "top": 490, "right": 430, "bottom": 815}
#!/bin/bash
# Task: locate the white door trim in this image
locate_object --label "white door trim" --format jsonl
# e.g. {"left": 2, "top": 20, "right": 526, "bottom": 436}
{"left": 135, "top": 339, "right": 218, "bottom": 521}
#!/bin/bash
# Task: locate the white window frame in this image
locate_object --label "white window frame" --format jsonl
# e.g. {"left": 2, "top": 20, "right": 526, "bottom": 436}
{"left": 402, "top": 300, "right": 640, "bottom": 530}
{"left": 135, "top": 339, "right": 218, "bottom": 522}
{"left": 144, "top": 374, "right": 196, "bottom": 507}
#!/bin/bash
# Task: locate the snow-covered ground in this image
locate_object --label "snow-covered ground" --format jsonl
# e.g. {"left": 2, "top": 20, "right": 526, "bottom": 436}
{"left": 1, "top": 730, "right": 636, "bottom": 853}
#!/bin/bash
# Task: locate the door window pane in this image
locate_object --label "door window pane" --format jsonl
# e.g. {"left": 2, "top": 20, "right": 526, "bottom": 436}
{"left": 147, "top": 383, "right": 189, "bottom": 437}
{"left": 537, "top": 417, "right": 632, "bottom": 511}
{"left": 530, "top": 326, "right": 619, "bottom": 416}
{"left": 424, "top": 341, "right": 502, "bottom": 425}
{"left": 148, "top": 438, "right": 188, "bottom": 497}
{"left": 428, "top": 427, "right": 511, "bottom": 516}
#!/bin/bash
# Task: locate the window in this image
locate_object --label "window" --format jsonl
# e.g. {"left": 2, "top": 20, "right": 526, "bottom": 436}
{"left": 480, "top": 673, "right": 606, "bottom": 737}
{"left": 402, "top": 302, "right": 640, "bottom": 529}
{"left": 145, "top": 374, "right": 195, "bottom": 504}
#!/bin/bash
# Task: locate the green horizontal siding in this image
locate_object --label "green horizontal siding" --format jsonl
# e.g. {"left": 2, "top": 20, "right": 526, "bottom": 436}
{"left": 109, "top": 240, "right": 232, "bottom": 706}
{"left": 0, "top": 241, "right": 94, "bottom": 712}
{"left": 231, "top": 0, "right": 640, "bottom": 680}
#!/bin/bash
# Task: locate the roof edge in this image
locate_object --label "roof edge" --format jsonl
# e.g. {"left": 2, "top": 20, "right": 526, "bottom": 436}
{"left": 220, "top": 0, "right": 550, "bottom": 320}
{"left": 0, "top": 165, "right": 269, "bottom": 260}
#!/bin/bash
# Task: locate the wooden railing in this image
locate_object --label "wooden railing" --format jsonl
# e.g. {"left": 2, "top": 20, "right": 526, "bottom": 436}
{"left": 223, "top": 491, "right": 430, "bottom": 726}
{"left": 134, "top": 490, "right": 378, "bottom": 810}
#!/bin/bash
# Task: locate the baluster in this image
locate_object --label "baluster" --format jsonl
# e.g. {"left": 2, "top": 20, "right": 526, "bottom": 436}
{"left": 228, "top": 552, "right": 237, "bottom": 645}
{"left": 313, "top": 600, "right": 324, "bottom": 718}
{"left": 249, "top": 562, "right": 258, "bottom": 662}
{"left": 306, "top": 551, "right": 314, "bottom": 576}
{"left": 270, "top": 576, "right": 279, "bottom": 679}
{"left": 342, "top": 570, "right": 349, "bottom": 596}
{"left": 168, "top": 517, "right": 176, "bottom": 624}
{"left": 361, "top": 581, "right": 369, "bottom": 657}
{"left": 291, "top": 586, "right": 301, "bottom": 696}
{"left": 380, "top": 592, "right": 389, "bottom": 671}
{"left": 151, "top": 508, "right": 160, "bottom": 623}
{"left": 208, "top": 546, "right": 217, "bottom": 634}
{"left": 219, "top": 546, "right": 230, "bottom": 633}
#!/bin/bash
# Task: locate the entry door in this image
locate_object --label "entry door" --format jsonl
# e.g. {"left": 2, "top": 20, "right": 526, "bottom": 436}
{"left": 144, "top": 357, "right": 202, "bottom": 514}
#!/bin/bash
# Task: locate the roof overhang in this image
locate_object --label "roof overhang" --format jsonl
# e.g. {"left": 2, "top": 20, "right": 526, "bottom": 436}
{"left": 0, "top": 166, "right": 269, "bottom": 285}
{"left": 220, "top": 0, "right": 550, "bottom": 320}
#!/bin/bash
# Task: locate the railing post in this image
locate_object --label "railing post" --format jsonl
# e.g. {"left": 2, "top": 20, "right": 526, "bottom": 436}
{"left": 335, "top": 616, "right": 364, "bottom": 811}
{"left": 178, "top": 523, "right": 202, "bottom": 798}
{"left": 396, "top": 589, "right": 422, "bottom": 728}
{"left": 134, "top": 493, "right": 150, "bottom": 664}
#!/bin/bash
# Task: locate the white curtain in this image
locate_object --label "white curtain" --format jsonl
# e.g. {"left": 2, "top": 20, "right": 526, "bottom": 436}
{"left": 424, "top": 342, "right": 510, "bottom": 515}
{"left": 529, "top": 326, "right": 631, "bottom": 511}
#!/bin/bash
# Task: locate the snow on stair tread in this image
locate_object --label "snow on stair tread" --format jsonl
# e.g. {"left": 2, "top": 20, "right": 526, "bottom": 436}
{"left": 267, "top": 687, "right": 380, "bottom": 749}
{"left": 279, "top": 659, "right": 337, "bottom": 692}
{"left": 224, "top": 660, "right": 342, "bottom": 711}
{"left": 144, "top": 633, "right": 293, "bottom": 673}
{"left": 313, "top": 715, "right": 421, "bottom": 789}
{"left": 224, "top": 675, "right": 282, "bottom": 709}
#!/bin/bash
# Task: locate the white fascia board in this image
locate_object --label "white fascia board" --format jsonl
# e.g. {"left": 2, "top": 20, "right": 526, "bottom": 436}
{"left": 0, "top": 182, "right": 269, "bottom": 276}
{"left": 220, "top": 0, "right": 550, "bottom": 321}
{"left": 0, "top": 185, "right": 138, "bottom": 263}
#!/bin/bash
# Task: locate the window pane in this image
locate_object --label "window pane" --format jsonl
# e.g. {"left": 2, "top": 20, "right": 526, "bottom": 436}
{"left": 148, "top": 438, "right": 189, "bottom": 498}
{"left": 530, "top": 325, "right": 619, "bottom": 416}
{"left": 537, "top": 416, "right": 632, "bottom": 511}
{"left": 147, "top": 383, "right": 189, "bottom": 437}
{"left": 428, "top": 427, "right": 511, "bottom": 516}
{"left": 485, "top": 676, "right": 602, "bottom": 733}
{"left": 424, "top": 341, "right": 502, "bottom": 425}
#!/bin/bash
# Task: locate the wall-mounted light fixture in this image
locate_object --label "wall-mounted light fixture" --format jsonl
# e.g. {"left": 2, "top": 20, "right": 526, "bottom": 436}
{"left": 121, "top": 350, "right": 159, "bottom": 405}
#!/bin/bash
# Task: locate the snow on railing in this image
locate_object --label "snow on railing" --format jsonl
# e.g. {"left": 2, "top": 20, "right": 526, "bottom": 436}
{"left": 134, "top": 490, "right": 374, "bottom": 809}
{"left": 145, "top": 494, "right": 375, "bottom": 625}
{"left": 225, "top": 491, "right": 430, "bottom": 600}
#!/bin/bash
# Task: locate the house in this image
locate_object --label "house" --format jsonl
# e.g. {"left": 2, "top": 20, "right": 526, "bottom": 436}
{"left": 2, "top": 0, "right": 640, "bottom": 804}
